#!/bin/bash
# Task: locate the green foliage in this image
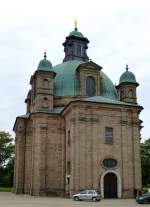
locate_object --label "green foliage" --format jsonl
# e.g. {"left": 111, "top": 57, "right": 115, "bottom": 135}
{"left": 0, "top": 131, "right": 14, "bottom": 167}
{"left": 0, "top": 131, "right": 14, "bottom": 187}
{"left": 141, "top": 138, "right": 150, "bottom": 186}
{"left": 0, "top": 187, "right": 12, "bottom": 192}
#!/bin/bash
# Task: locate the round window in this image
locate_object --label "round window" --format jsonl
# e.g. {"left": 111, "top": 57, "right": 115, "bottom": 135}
{"left": 103, "top": 159, "right": 117, "bottom": 168}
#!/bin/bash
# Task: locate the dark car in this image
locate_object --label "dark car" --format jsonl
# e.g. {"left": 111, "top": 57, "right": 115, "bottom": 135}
{"left": 136, "top": 192, "right": 150, "bottom": 204}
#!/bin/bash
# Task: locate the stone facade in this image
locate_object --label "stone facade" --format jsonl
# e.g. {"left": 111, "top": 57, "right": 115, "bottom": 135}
{"left": 13, "top": 26, "right": 143, "bottom": 198}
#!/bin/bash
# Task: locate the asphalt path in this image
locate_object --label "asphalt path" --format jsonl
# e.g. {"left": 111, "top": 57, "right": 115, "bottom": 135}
{"left": 0, "top": 192, "right": 148, "bottom": 207}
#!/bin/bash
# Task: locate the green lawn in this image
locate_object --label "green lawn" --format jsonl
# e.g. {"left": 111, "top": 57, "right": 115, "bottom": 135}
{"left": 0, "top": 187, "right": 12, "bottom": 192}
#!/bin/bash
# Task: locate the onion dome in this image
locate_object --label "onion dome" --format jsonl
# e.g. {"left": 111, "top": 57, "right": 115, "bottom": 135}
{"left": 69, "top": 20, "right": 84, "bottom": 38}
{"left": 119, "top": 65, "right": 138, "bottom": 85}
{"left": 69, "top": 28, "right": 84, "bottom": 38}
{"left": 37, "top": 52, "right": 53, "bottom": 71}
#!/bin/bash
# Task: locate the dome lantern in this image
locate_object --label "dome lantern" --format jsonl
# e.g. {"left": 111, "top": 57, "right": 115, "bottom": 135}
{"left": 63, "top": 22, "right": 89, "bottom": 62}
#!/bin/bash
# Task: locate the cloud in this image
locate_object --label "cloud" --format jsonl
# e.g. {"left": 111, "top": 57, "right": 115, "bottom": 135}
{"left": 0, "top": 0, "right": 149, "bottom": 140}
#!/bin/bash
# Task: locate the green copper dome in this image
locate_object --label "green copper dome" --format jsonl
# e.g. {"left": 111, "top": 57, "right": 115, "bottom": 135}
{"left": 53, "top": 60, "right": 118, "bottom": 100}
{"left": 69, "top": 28, "right": 84, "bottom": 38}
{"left": 37, "top": 52, "right": 53, "bottom": 71}
{"left": 119, "top": 65, "right": 138, "bottom": 85}
{"left": 100, "top": 71, "right": 118, "bottom": 100}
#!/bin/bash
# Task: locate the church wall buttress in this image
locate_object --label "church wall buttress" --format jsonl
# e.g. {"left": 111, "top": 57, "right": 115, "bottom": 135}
{"left": 45, "top": 116, "right": 65, "bottom": 196}
{"left": 28, "top": 114, "right": 65, "bottom": 196}
{"left": 132, "top": 112, "right": 142, "bottom": 191}
{"left": 121, "top": 109, "right": 134, "bottom": 198}
{"left": 14, "top": 119, "right": 26, "bottom": 194}
{"left": 24, "top": 120, "right": 33, "bottom": 194}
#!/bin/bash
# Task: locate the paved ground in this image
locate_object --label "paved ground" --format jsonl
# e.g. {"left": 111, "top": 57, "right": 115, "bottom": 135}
{"left": 0, "top": 192, "right": 149, "bottom": 207}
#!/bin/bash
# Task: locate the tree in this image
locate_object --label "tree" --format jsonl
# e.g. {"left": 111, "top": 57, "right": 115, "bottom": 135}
{"left": 141, "top": 138, "right": 150, "bottom": 186}
{"left": 0, "top": 131, "right": 14, "bottom": 187}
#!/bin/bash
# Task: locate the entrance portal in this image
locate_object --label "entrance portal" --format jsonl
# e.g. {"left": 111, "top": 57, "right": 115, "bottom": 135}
{"left": 104, "top": 173, "right": 117, "bottom": 198}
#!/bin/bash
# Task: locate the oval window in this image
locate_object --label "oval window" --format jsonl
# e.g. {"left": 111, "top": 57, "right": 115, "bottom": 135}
{"left": 86, "top": 76, "right": 95, "bottom": 97}
{"left": 103, "top": 159, "right": 117, "bottom": 168}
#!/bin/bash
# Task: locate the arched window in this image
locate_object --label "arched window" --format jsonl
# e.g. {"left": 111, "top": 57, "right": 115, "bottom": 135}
{"left": 68, "top": 130, "right": 70, "bottom": 146}
{"left": 105, "top": 127, "right": 113, "bottom": 144}
{"left": 86, "top": 76, "right": 95, "bottom": 97}
{"left": 120, "top": 90, "right": 124, "bottom": 99}
{"left": 129, "top": 89, "right": 133, "bottom": 98}
{"left": 43, "top": 97, "right": 48, "bottom": 108}
{"left": 77, "top": 44, "right": 81, "bottom": 56}
{"left": 67, "top": 161, "right": 71, "bottom": 174}
{"left": 43, "top": 79, "right": 49, "bottom": 88}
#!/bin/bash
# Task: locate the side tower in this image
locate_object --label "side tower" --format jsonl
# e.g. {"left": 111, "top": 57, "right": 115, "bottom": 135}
{"left": 117, "top": 65, "right": 139, "bottom": 104}
{"left": 13, "top": 53, "right": 60, "bottom": 196}
{"left": 29, "top": 52, "right": 56, "bottom": 113}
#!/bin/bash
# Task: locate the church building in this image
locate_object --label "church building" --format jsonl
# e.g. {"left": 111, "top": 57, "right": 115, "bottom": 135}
{"left": 13, "top": 24, "right": 143, "bottom": 198}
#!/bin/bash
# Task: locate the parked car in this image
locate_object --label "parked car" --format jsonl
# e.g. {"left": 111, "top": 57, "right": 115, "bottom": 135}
{"left": 136, "top": 192, "right": 150, "bottom": 204}
{"left": 73, "top": 190, "right": 101, "bottom": 202}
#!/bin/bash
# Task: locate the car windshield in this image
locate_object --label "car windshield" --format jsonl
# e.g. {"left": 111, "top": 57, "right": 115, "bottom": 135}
{"left": 80, "top": 191, "right": 86, "bottom": 194}
{"left": 88, "top": 191, "right": 93, "bottom": 194}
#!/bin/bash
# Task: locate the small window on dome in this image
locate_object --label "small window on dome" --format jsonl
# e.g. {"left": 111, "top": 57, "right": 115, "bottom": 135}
{"left": 86, "top": 76, "right": 95, "bottom": 97}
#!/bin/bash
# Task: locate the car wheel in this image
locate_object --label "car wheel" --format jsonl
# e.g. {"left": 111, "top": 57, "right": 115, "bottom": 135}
{"left": 144, "top": 199, "right": 148, "bottom": 204}
{"left": 74, "top": 196, "right": 79, "bottom": 201}
{"left": 92, "top": 197, "right": 97, "bottom": 202}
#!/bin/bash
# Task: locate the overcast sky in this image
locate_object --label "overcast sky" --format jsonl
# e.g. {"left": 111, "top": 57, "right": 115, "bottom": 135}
{"left": 0, "top": 0, "right": 149, "bottom": 141}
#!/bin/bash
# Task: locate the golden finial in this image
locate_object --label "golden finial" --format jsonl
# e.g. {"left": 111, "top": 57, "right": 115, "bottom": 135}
{"left": 126, "top": 64, "right": 129, "bottom": 71}
{"left": 74, "top": 19, "right": 77, "bottom": 31}
{"left": 44, "top": 51, "right": 47, "bottom": 60}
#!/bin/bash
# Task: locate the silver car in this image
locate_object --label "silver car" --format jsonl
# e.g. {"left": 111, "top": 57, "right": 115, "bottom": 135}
{"left": 73, "top": 190, "right": 101, "bottom": 201}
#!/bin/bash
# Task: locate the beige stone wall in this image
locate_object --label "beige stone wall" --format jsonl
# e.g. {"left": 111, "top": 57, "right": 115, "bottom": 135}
{"left": 14, "top": 101, "right": 141, "bottom": 198}
{"left": 63, "top": 102, "right": 141, "bottom": 198}
{"left": 45, "top": 115, "right": 65, "bottom": 196}
{"left": 28, "top": 113, "right": 65, "bottom": 196}
{"left": 14, "top": 113, "right": 65, "bottom": 196}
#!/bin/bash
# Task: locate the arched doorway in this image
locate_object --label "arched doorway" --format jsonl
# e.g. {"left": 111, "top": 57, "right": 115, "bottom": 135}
{"left": 100, "top": 170, "right": 122, "bottom": 198}
{"left": 104, "top": 173, "right": 117, "bottom": 198}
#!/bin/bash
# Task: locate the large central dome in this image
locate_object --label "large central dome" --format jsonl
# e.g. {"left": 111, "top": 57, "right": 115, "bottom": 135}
{"left": 53, "top": 60, "right": 118, "bottom": 100}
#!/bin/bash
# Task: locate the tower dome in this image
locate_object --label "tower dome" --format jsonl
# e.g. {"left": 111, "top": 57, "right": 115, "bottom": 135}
{"left": 119, "top": 65, "right": 138, "bottom": 85}
{"left": 69, "top": 28, "right": 84, "bottom": 38}
{"left": 37, "top": 52, "right": 53, "bottom": 71}
{"left": 69, "top": 20, "right": 84, "bottom": 38}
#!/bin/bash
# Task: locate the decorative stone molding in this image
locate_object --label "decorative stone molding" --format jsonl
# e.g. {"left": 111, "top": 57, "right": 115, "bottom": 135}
{"left": 100, "top": 170, "right": 122, "bottom": 198}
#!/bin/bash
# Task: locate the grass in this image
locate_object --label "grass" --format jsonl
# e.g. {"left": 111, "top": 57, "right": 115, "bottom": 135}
{"left": 0, "top": 187, "right": 12, "bottom": 192}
